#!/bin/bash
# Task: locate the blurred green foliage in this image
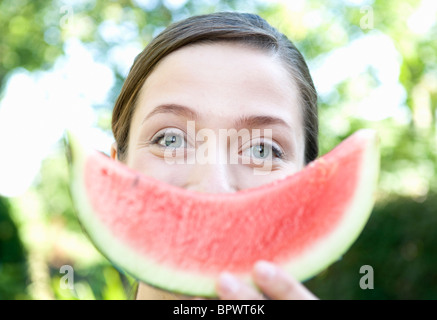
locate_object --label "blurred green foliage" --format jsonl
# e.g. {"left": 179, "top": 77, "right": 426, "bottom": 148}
{"left": 0, "top": 196, "right": 29, "bottom": 299}
{"left": 0, "top": 0, "right": 436, "bottom": 299}
{"left": 306, "top": 192, "right": 437, "bottom": 299}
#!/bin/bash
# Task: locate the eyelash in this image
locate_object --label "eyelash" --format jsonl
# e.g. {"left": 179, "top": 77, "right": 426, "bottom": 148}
{"left": 148, "top": 130, "right": 286, "bottom": 160}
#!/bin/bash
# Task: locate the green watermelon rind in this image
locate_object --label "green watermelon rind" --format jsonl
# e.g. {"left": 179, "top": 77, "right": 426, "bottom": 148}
{"left": 67, "top": 129, "right": 379, "bottom": 298}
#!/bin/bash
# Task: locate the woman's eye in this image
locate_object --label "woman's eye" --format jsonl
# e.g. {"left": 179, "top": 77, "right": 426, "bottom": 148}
{"left": 250, "top": 144, "right": 271, "bottom": 159}
{"left": 245, "top": 141, "right": 284, "bottom": 160}
{"left": 161, "top": 134, "right": 183, "bottom": 148}
{"left": 151, "top": 130, "right": 186, "bottom": 148}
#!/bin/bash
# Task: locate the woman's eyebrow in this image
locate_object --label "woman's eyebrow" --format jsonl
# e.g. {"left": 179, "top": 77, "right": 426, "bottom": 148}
{"left": 143, "top": 103, "right": 199, "bottom": 123}
{"left": 143, "top": 103, "right": 292, "bottom": 131}
{"left": 233, "top": 114, "right": 292, "bottom": 131}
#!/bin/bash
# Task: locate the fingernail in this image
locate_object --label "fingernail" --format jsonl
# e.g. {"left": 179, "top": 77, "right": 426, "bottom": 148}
{"left": 218, "top": 272, "right": 239, "bottom": 295}
{"left": 255, "top": 261, "right": 276, "bottom": 282}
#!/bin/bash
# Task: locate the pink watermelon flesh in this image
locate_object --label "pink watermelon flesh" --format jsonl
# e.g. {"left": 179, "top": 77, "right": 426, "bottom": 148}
{"left": 69, "top": 129, "right": 379, "bottom": 297}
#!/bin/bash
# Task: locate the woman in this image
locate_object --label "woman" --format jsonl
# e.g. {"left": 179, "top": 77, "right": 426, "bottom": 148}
{"left": 110, "top": 12, "right": 318, "bottom": 300}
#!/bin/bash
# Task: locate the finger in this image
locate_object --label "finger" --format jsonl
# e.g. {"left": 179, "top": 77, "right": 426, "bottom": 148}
{"left": 253, "top": 261, "right": 318, "bottom": 300}
{"left": 216, "top": 272, "right": 265, "bottom": 300}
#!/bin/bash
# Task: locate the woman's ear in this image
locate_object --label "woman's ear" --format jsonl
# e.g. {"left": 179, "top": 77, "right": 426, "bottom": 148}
{"left": 110, "top": 142, "right": 118, "bottom": 160}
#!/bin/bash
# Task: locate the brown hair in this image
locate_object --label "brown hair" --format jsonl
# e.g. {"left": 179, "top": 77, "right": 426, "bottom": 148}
{"left": 112, "top": 12, "right": 318, "bottom": 163}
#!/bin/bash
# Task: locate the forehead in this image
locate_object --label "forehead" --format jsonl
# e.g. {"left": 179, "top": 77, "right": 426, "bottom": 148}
{"left": 135, "top": 42, "right": 302, "bottom": 129}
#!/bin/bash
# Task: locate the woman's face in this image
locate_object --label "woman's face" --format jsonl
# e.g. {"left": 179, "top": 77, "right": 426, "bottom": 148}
{"left": 112, "top": 42, "right": 305, "bottom": 193}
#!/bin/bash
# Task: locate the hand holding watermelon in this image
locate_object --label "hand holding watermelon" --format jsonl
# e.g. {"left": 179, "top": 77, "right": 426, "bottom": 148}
{"left": 216, "top": 260, "right": 318, "bottom": 300}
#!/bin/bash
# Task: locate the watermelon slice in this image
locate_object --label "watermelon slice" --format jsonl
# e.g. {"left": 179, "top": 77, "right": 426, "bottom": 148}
{"left": 67, "top": 129, "right": 379, "bottom": 297}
